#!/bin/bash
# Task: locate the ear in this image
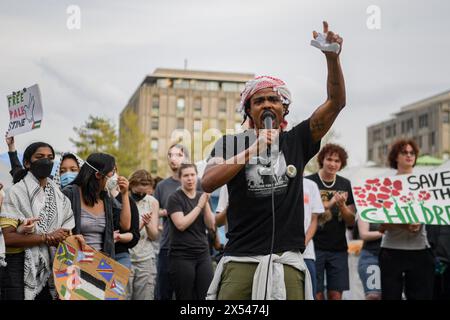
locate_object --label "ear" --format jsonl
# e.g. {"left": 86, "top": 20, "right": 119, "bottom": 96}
{"left": 24, "top": 160, "right": 31, "bottom": 169}
{"left": 95, "top": 172, "right": 103, "bottom": 180}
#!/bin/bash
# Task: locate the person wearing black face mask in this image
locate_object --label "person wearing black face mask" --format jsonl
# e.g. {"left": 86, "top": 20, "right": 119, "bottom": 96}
{"left": 127, "top": 169, "right": 160, "bottom": 300}
{"left": 29, "top": 158, "right": 54, "bottom": 179}
{"left": 0, "top": 142, "right": 77, "bottom": 300}
{"left": 131, "top": 192, "right": 147, "bottom": 202}
{"left": 5, "top": 136, "right": 56, "bottom": 184}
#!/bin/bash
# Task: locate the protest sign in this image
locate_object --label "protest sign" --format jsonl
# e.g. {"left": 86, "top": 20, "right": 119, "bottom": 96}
{"left": 53, "top": 236, "right": 130, "bottom": 300}
{"left": 6, "top": 84, "right": 43, "bottom": 137}
{"left": 354, "top": 163, "right": 450, "bottom": 225}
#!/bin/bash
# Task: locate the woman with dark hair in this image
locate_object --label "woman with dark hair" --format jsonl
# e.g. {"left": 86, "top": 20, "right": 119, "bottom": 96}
{"left": 0, "top": 142, "right": 75, "bottom": 300}
{"left": 62, "top": 153, "right": 131, "bottom": 259}
{"left": 53, "top": 152, "right": 84, "bottom": 189}
{"left": 167, "top": 163, "right": 215, "bottom": 300}
{"left": 6, "top": 136, "right": 83, "bottom": 190}
{"left": 379, "top": 139, "right": 434, "bottom": 300}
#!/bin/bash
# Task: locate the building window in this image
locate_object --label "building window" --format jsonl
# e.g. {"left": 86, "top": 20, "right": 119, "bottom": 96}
{"left": 443, "top": 111, "right": 450, "bottom": 124}
{"left": 430, "top": 132, "right": 436, "bottom": 147}
{"left": 173, "top": 79, "right": 189, "bottom": 89}
{"left": 152, "top": 95, "right": 159, "bottom": 116}
{"left": 177, "top": 118, "right": 184, "bottom": 129}
{"left": 378, "top": 146, "right": 383, "bottom": 159}
{"left": 151, "top": 138, "right": 158, "bottom": 152}
{"left": 373, "top": 129, "right": 382, "bottom": 141}
{"left": 406, "top": 119, "right": 414, "bottom": 131}
{"left": 419, "top": 114, "right": 428, "bottom": 128}
{"left": 415, "top": 136, "right": 422, "bottom": 148}
{"left": 206, "top": 81, "right": 219, "bottom": 91}
{"left": 156, "top": 79, "right": 171, "bottom": 88}
{"left": 386, "top": 126, "right": 391, "bottom": 138}
{"left": 385, "top": 124, "right": 396, "bottom": 138}
{"left": 194, "top": 97, "right": 202, "bottom": 112}
{"left": 368, "top": 149, "right": 373, "bottom": 161}
{"left": 191, "top": 80, "right": 206, "bottom": 91}
{"left": 222, "top": 82, "right": 239, "bottom": 92}
{"left": 219, "top": 98, "right": 227, "bottom": 113}
{"left": 177, "top": 97, "right": 185, "bottom": 116}
{"left": 401, "top": 121, "right": 406, "bottom": 133}
{"left": 151, "top": 118, "right": 159, "bottom": 130}
{"left": 151, "top": 160, "right": 158, "bottom": 174}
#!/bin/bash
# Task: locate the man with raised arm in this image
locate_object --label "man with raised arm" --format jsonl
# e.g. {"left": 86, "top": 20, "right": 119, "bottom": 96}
{"left": 202, "top": 22, "right": 346, "bottom": 300}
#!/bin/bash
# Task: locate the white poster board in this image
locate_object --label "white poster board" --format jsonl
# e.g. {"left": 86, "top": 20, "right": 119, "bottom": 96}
{"left": 6, "top": 84, "right": 43, "bottom": 137}
{"left": 353, "top": 163, "right": 450, "bottom": 225}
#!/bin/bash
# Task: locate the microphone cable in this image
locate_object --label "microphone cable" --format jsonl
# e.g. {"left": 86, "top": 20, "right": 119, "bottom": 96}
{"left": 260, "top": 111, "right": 276, "bottom": 300}
{"left": 263, "top": 161, "right": 276, "bottom": 300}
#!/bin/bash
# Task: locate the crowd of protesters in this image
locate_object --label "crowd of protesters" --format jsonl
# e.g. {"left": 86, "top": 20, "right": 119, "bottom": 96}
{"left": 1, "top": 21, "right": 449, "bottom": 301}
{"left": 0, "top": 138, "right": 449, "bottom": 300}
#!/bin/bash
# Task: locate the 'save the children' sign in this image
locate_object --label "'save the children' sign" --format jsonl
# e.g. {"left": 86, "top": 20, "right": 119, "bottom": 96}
{"left": 353, "top": 164, "right": 450, "bottom": 225}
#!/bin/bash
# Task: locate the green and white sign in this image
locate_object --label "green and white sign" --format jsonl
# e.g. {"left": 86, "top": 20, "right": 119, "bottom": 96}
{"left": 6, "top": 84, "right": 43, "bottom": 137}
{"left": 354, "top": 164, "right": 450, "bottom": 225}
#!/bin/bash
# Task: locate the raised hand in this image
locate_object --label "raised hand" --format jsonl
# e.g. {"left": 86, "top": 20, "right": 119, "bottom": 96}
{"left": 312, "top": 21, "right": 343, "bottom": 56}
{"left": 5, "top": 134, "right": 16, "bottom": 152}
{"left": 117, "top": 176, "right": 129, "bottom": 195}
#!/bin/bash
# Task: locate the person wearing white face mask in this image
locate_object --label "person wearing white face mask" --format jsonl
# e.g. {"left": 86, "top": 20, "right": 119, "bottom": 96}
{"left": 105, "top": 168, "right": 141, "bottom": 271}
{"left": 62, "top": 153, "right": 132, "bottom": 259}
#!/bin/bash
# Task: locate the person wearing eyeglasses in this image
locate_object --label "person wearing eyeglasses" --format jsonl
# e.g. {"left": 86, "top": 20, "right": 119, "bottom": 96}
{"left": 378, "top": 139, "right": 435, "bottom": 300}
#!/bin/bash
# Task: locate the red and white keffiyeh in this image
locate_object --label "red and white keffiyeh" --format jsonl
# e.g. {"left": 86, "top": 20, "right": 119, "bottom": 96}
{"left": 239, "top": 76, "right": 292, "bottom": 115}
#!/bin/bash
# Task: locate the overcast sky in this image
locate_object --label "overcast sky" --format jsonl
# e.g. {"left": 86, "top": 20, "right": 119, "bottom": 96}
{"left": 1, "top": 0, "right": 449, "bottom": 167}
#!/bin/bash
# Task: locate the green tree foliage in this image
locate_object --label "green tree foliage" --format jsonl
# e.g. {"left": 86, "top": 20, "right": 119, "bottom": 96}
{"left": 117, "top": 109, "right": 150, "bottom": 177}
{"left": 70, "top": 115, "right": 118, "bottom": 160}
{"left": 71, "top": 112, "right": 149, "bottom": 177}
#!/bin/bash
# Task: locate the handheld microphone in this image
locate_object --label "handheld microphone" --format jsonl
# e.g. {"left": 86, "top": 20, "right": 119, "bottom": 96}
{"left": 262, "top": 110, "right": 275, "bottom": 159}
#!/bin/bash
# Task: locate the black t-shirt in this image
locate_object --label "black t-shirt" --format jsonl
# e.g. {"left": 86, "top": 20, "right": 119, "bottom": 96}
{"left": 154, "top": 177, "right": 203, "bottom": 251}
{"left": 305, "top": 173, "right": 355, "bottom": 252}
{"left": 167, "top": 189, "right": 209, "bottom": 258}
{"left": 209, "top": 119, "right": 320, "bottom": 256}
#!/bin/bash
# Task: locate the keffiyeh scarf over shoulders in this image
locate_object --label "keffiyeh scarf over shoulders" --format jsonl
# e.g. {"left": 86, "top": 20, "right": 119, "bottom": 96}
{"left": 0, "top": 172, "right": 74, "bottom": 300}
